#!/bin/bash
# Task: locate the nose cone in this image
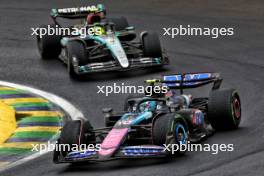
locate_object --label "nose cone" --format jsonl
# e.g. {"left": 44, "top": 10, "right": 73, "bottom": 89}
{"left": 98, "top": 128, "right": 129, "bottom": 158}
{"left": 119, "top": 58, "right": 129, "bottom": 68}
{"left": 104, "top": 35, "right": 129, "bottom": 68}
{"left": 98, "top": 148, "right": 116, "bottom": 159}
{"left": 114, "top": 46, "right": 129, "bottom": 68}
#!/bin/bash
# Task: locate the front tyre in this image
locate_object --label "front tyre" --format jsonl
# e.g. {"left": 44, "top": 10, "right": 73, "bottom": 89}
{"left": 66, "top": 41, "right": 87, "bottom": 79}
{"left": 58, "top": 120, "right": 94, "bottom": 157}
{"left": 208, "top": 89, "right": 241, "bottom": 130}
{"left": 37, "top": 24, "right": 61, "bottom": 59}
{"left": 59, "top": 120, "right": 85, "bottom": 157}
{"left": 152, "top": 114, "right": 189, "bottom": 156}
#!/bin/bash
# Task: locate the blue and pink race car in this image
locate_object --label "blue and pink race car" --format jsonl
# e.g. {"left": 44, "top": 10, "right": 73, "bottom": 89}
{"left": 53, "top": 72, "right": 241, "bottom": 163}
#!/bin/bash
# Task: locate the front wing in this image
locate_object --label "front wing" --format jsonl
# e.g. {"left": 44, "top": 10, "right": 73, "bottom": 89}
{"left": 74, "top": 57, "right": 168, "bottom": 74}
{"left": 55, "top": 145, "right": 167, "bottom": 163}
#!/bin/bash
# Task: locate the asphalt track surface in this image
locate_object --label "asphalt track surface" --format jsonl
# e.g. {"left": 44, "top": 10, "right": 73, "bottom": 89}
{"left": 0, "top": 0, "right": 264, "bottom": 176}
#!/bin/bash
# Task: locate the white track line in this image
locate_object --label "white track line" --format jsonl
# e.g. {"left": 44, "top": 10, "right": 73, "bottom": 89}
{"left": 0, "top": 81, "right": 84, "bottom": 172}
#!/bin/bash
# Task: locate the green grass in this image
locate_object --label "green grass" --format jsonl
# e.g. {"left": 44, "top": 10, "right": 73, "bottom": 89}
{"left": 0, "top": 148, "right": 31, "bottom": 154}
{"left": 11, "top": 102, "right": 52, "bottom": 108}
{"left": 0, "top": 90, "right": 25, "bottom": 95}
{"left": 11, "top": 131, "right": 57, "bottom": 139}
{"left": 18, "top": 116, "right": 61, "bottom": 123}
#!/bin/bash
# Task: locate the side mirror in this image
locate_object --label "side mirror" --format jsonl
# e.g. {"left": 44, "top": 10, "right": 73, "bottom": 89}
{"left": 125, "top": 26, "right": 135, "bottom": 31}
{"left": 102, "top": 108, "right": 113, "bottom": 113}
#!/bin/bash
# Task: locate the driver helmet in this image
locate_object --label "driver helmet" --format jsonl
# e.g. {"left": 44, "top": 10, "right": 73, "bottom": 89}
{"left": 97, "top": 4, "right": 106, "bottom": 18}
{"left": 87, "top": 13, "right": 101, "bottom": 24}
{"left": 139, "top": 101, "right": 157, "bottom": 112}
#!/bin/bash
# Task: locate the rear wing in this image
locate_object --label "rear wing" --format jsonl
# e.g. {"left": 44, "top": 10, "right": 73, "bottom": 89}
{"left": 145, "top": 72, "right": 222, "bottom": 94}
{"left": 50, "top": 4, "right": 105, "bottom": 19}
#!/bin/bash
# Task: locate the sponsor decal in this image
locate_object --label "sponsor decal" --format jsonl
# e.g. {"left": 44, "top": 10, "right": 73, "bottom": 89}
{"left": 192, "top": 109, "right": 204, "bottom": 126}
{"left": 57, "top": 6, "right": 98, "bottom": 13}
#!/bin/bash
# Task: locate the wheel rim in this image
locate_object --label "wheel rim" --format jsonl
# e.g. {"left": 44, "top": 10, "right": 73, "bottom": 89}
{"left": 232, "top": 97, "right": 241, "bottom": 119}
{"left": 175, "top": 124, "right": 187, "bottom": 144}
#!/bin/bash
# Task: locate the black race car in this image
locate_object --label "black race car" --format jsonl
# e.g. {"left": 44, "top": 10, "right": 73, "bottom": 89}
{"left": 36, "top": 4, "right": 169, "bottom": 78}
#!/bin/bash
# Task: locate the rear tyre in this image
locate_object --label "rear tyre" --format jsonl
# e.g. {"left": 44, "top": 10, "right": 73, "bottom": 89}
{"left": 66, "top": 41, "right": 87, "bottom": 79}
{"left": 152, "top": 114, "right": 189, "bottom": 155}
{"left": 208, "top": 89, "right": 241, "bottom": 130}
{"left": 109, "top": 17, "right": 129, "bottom": 31}
{"left": 142, "top": 32, "right": 162, "bottom": 58}
{"left": 37, "top": 24, "right": 61, "bottom": 59}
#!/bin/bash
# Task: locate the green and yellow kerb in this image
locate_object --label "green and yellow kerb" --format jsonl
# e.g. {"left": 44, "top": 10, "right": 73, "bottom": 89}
{"left": 0, "top": 86, "right": 65, "bottom": 167}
